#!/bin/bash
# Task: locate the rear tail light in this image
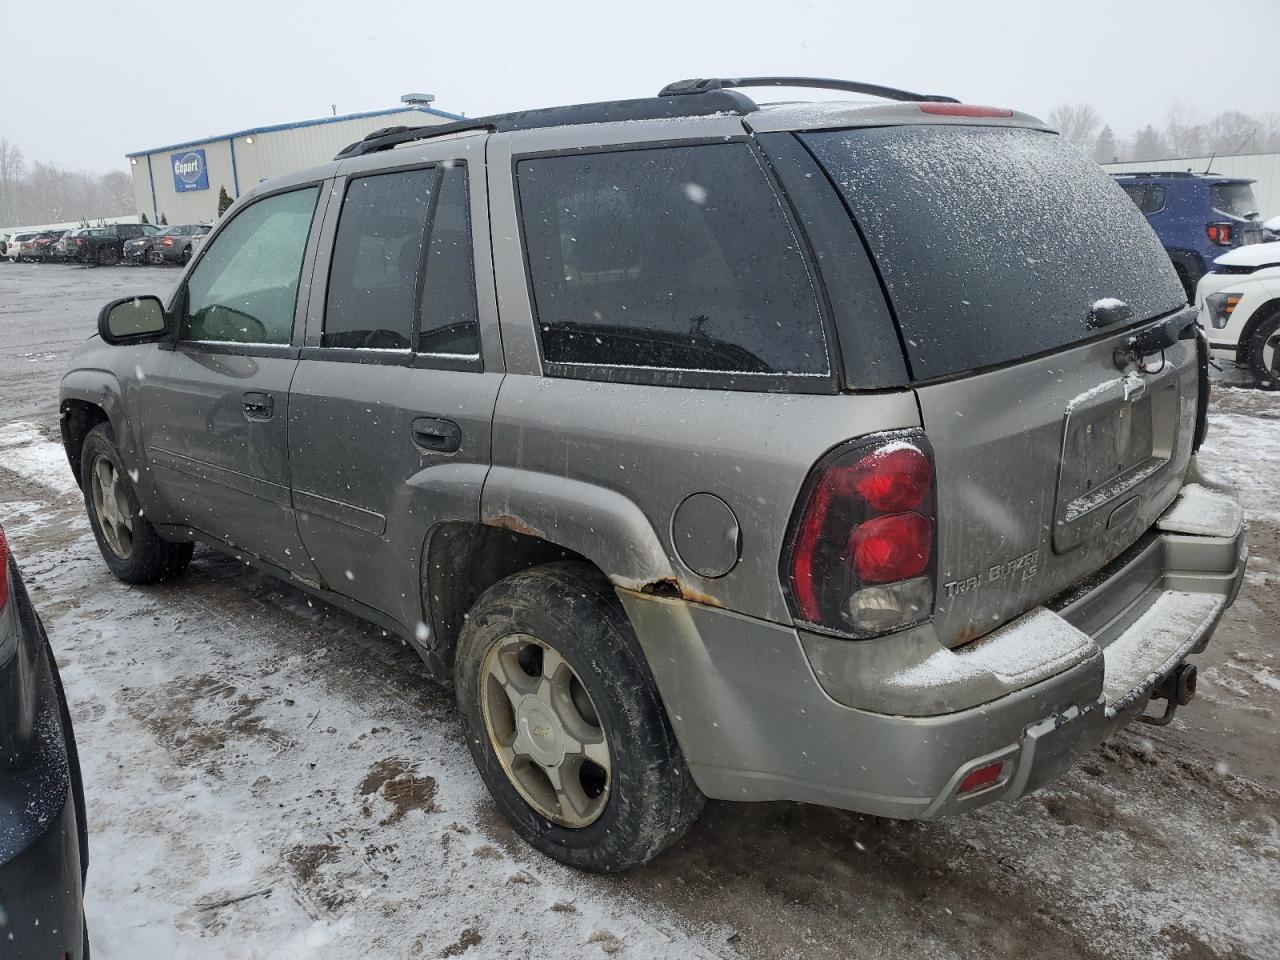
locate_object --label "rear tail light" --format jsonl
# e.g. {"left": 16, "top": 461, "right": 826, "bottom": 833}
{"left": 782, "top": 431, "right": 937, "bottom": 638}
{"left": 1206, "top": 222, "right": 1233, "bottom": 246}
{"left": 0, "top": 525, "right": 10, "bottom": 609}
{"left": 163, "top": 237, "right": 173, "bottom": 247}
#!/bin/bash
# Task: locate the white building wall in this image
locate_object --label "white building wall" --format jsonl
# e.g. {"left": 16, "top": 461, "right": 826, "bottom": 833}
{"left": 1103, "top": 152, "right": 1280, "bottom": 220}
{"left": 127, "top": 107, "right": 454, "bottom": 224}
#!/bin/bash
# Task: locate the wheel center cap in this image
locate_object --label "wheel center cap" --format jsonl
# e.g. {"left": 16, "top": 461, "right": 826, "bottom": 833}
{"left": 517, "top": 697, "right": 564, "bottom": 766}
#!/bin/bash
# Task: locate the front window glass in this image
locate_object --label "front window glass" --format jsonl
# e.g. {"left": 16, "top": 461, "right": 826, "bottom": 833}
{"left": 325, "top": 168, "right": 433, "bottom": 349}
{"left": 517, "top": 142, "right": 828, "bottom": 377}
{"left": 181, "top": 186, "right": 318, "bottom": 345}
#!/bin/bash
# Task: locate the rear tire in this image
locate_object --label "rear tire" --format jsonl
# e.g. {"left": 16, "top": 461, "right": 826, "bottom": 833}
{"left": 455, "top": 561, "right": 703, "bottom": 871}
{"left": 1244, "top": 309, "right": 1280, "bottom": 390}
{"left": 80, "top": 423, "right": 193, "bottom": 583}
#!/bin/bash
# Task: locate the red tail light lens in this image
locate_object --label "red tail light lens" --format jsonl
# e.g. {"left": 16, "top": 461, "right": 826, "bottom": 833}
{"left": 849, "top": 513, "right": 931, "bottom": 583}
{"left": 163, "top": 237, "right": 173, "bottom": 246}
{"left": 1207, "top": 222, "right": 1233, "bottom": 246}
{"left": 783, "top": 432, "right": 936, "bottom": 638}
{"left": 0, "top": 525, "right": 10, "bottom": 609}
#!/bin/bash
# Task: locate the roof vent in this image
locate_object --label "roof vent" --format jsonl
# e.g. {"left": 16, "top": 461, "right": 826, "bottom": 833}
{"left": 401, "top": 92, "right": 436, "bottom": 106}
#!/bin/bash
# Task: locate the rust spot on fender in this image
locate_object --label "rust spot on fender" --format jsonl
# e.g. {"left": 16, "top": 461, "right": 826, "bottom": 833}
{"left": 638, "top": 577, "right": 723, "bottom": 608}
{"left": 489, "top": 514, "right": 543, "bottom": 539}
{"left": 950, "top": 622, "right": 983, "bottom": 647}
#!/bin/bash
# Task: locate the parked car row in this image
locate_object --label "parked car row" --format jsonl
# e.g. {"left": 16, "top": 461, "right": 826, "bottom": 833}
{"left": 1114, "top": 171, "right": 1266, "bottom": 299}
{"left": 123, "top": 223, "right": 212, "bottom": 265}
{"left": 2, "top": 222, "right": 211, "bottom": 266}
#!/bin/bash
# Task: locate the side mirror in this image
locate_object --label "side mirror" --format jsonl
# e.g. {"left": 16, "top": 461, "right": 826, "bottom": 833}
{"left": 98, "top": 295, "right": 169, "bottom": 345}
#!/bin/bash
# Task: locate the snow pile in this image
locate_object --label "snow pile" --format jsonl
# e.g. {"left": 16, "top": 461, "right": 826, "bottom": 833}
{"left": 1156, "top": 483, "right": 1243, "bottom": 537}
{"left": 0, "top": 421, "right": 79, "bottom": 496}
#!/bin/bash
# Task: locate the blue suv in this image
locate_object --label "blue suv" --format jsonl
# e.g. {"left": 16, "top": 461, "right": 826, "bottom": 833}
{"left": 1113, "top": 172, "right": 1264, "bottom": 299}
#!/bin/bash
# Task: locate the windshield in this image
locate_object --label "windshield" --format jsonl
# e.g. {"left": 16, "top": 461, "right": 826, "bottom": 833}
{"left": 1212, "top": 182, "right": 1259, "bottom": 220}
{"left": 803, "top": 125, "right": 1186, "bottom": 380}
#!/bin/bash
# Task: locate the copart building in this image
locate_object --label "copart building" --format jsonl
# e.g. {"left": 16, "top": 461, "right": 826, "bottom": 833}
{"left": 126, "top": 94, "right": 462, "bottom": 224}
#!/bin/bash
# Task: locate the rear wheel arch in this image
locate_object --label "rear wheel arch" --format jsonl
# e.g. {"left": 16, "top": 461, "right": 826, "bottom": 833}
{"left": 419, "top": 521, "right": 591, "bottom": 683}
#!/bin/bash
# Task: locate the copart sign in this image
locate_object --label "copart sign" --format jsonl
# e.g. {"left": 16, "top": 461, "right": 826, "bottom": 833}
{"left": 171, "top": 149, "right": 209, "bottom": 192}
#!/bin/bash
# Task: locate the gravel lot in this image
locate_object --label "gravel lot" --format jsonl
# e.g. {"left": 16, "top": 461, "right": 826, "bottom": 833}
{"left": 1, "top": 262, "right": 1278, "bottom": 960}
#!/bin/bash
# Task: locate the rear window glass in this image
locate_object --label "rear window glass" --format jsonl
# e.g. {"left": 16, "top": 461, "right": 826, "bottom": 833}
{"left": 517, "top": 142, "right": 829, "bottom": 379}
{"left": 1212, "top": 183, "right": 1259, "bottom": 220}
{"left": 804, "top": 126, "right": 1185, "bottom": 380}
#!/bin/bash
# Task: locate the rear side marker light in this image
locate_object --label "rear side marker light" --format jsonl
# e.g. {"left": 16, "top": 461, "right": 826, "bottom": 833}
{"left": 919, "top": 103, "right": 1013, "bottom": 118}
{"left": 957, "top": 761, "right": 1004, "bottom": 796}
{"left": 782, "top": 431, "right": 937, "bottom": 639}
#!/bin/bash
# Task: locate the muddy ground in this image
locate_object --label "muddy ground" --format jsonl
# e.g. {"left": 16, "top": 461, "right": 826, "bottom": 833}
{"left": 0, "top": 263, "right": 1277, "bottom": 959}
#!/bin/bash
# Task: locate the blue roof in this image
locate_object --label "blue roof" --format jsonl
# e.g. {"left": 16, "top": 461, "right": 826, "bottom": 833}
{"left": 126, "top": 104, "right": 465, "bottom": 158}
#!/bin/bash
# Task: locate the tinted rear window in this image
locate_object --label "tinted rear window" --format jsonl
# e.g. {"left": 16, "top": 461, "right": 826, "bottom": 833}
{"left": 804, "top": 126, "right": 1185, "bottom": 380}
{"left": 517, "top": 142, "right": 829, "bottom": 382}
{"left": 1212, "top": 183, "right": 1259, "bottom": 219}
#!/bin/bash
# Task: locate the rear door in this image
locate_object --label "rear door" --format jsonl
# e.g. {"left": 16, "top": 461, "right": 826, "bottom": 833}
{"left": 287, "top": 146, "right": 501, "bottom": 626}
{"left": 804, "top": 124, "right": 1196, "bottom": 646}
{"left": 138, "top": 183, "right": 326, "bottom": 576}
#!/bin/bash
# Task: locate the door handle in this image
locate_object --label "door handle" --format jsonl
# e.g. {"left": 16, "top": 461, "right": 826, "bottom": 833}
{"left": 242, "top": 391, "right": 274, "bottom": 421}
{"left": 411, "top": 417, "right": 461, "bottom": 453}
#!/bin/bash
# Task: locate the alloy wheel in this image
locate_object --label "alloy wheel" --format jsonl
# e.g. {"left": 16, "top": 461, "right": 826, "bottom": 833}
{"left": 90, "top": 455, "right": 133, "bottom": 559}
{"left": 480, "top": 634, "right": 611, "bottom": 827}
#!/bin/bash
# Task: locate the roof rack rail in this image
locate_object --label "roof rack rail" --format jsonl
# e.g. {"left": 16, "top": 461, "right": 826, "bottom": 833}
{"left": 335, "top": 119, "right": 496, "bottom": 159}
{"left": 335, "top": 90, "right": 758, "bottom": 160}
{"left": 659, "top": 76, "right": 960, "bottom": 104}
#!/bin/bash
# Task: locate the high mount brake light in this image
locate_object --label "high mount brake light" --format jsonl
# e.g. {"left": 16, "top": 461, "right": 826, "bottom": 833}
{"left": 918, "top": 103, "right": 1013, "bottom": 118}
{"left": 783, "top": 432, "right": 937, "bottom": 638}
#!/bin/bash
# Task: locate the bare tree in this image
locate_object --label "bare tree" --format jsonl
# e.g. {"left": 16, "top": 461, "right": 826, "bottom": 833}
{"left": 1048, "top": 103, "right": 1103, "bottom": 148}
{"left": 1092, "top": 125, "right": 1118, "bottom": 164}
{"left": 0, "top": 139, "right": 26, "bottom": 224}
{"left": 1131, "top": 124, "right": 1169, "bottom": 162}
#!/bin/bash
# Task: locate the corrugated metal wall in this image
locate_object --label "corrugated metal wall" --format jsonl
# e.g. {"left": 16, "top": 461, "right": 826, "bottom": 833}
{"left": 127, "top": 108, "right": 452, "bottom": 224}
{"left": 1103, "top": 153, "right": 1280, "bottom": 221}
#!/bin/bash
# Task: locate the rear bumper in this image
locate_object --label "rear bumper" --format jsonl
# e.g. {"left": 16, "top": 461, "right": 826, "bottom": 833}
{"left": 621, "top": 475, "right": 1247, "bottom": 819}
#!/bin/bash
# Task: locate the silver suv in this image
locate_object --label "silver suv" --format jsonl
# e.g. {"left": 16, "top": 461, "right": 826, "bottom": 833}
{"left": 60, "top": 78, "right": 1248, "bottom": 871}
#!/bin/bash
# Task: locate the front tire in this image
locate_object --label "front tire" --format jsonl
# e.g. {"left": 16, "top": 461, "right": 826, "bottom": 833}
{"left": 80, "top": 423, "right": 192, "bottom": 583}
{"left": 455, "top": 562, "right": 703, "bottom": 871}
{"left": 1244, "top": 309, "right": 1280, "bottom": 390}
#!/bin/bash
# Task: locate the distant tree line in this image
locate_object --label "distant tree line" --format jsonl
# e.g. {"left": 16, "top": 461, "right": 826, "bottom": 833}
{"left": 1048, "top": 104, "right": 1280, "bottom": 165}
{"left": 0, "top": 138, "right": 135, "bottom": 227}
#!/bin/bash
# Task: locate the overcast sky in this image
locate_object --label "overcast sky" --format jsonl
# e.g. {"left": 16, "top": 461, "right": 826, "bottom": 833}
{"left": 5, "top": 0, "right": 1277, "bottom": 173}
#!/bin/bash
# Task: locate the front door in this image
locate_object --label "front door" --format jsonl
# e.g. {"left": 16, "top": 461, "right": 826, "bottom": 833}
{"left": 139, "top": 183, "right": 325, "bottom": 577}
{"left": 287, "top": 152, "right": 502, "bottom": 626}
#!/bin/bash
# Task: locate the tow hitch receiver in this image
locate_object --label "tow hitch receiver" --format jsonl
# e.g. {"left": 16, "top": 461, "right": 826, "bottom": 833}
{"left": 1139, "top": 662, "right": 1197, "bottom": 726}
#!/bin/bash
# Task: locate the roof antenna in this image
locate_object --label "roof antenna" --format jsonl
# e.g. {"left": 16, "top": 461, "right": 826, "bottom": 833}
{"left": 1202, "top": 150, "right": 1215, "bottom": 175}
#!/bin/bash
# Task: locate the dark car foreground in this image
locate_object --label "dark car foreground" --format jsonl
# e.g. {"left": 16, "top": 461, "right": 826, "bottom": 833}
{"left": 0, "top": 523, "right": 88, "bottom": 957}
